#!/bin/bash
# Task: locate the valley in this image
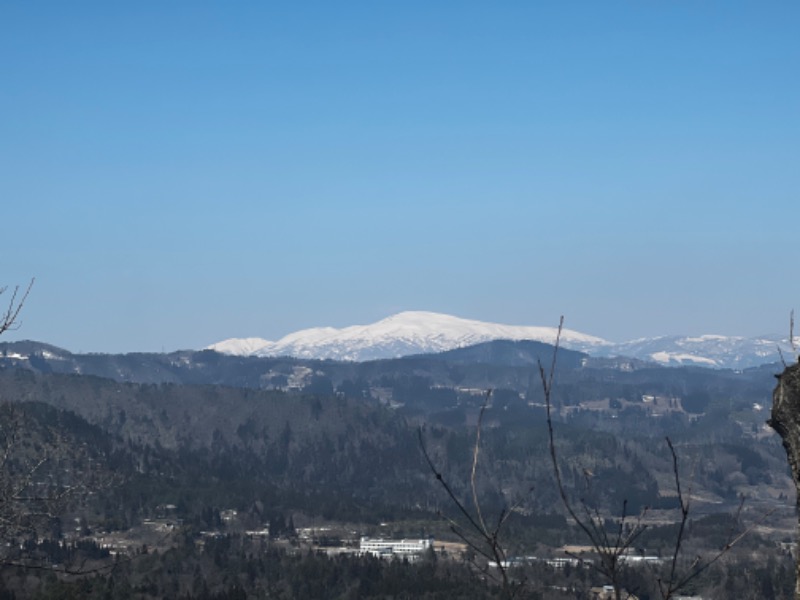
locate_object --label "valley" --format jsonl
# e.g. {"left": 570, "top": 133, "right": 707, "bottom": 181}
{"left": 0, "top": 335, "right": 794, "bottom": 598}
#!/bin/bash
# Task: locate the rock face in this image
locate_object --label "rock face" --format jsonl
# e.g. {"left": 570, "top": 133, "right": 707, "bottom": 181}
{"left": 769, "top": 359, "right": 800, "bottom": 600}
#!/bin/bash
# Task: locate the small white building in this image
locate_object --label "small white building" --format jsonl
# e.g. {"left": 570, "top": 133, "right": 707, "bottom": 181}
{"left": 359, "top": 537, "right": 433, "bottom": 559}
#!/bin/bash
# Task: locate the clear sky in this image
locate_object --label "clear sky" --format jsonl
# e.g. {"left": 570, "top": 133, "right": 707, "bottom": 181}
{"left": 1, "top": 2, "right": 798, "bottom": 353}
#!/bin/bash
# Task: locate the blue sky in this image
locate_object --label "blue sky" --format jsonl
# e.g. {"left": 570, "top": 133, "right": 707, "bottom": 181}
{"left": 1, "top": 2, "right": 798, "bottom": 352}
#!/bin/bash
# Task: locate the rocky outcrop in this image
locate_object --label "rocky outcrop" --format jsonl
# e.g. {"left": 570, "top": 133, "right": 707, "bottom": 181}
{"left": 769, "top": 359, "right": 800, "bottom": 599}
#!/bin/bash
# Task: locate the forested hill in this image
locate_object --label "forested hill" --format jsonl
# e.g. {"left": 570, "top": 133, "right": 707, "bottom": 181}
{"left": 0, "top": 348, "right": 788, "bottom": 521}
{"left": 0, "top": 339, "right": 587, "bottom": 388}
{"left": 0, "top": 339, "right": 781, "bottom": 411}
{"left": 0, "top": 340, "right": 793, "bottom": 598}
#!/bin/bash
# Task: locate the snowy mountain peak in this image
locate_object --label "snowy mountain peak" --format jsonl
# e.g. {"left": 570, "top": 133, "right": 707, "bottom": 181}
{"left": 599, "top": 333, "right": 794, "bottom": 369}
{"left": 207, "top": 311, "right": 796, "bottom": 368}
{"left": 208, "top": 311, "right": 610, "bottom": 362}
{"left": 206, "top": 337, "right": 272, "bottom": 356}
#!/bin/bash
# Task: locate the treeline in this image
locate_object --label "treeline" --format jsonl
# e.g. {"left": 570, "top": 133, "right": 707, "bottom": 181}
{"left": 0, "top": 366, "right": 788, "bottom": 524}
{"left": 2, "top": 535, "right": 793, "bottom": 599}
{"left": 4, "top": 539, "right": 505, "bottom": 600}
{"left": 0, "top": 340, "right": 779, "bottom": 422}
{"left": 0, "top": 357, "right": 792, "bottom": 598}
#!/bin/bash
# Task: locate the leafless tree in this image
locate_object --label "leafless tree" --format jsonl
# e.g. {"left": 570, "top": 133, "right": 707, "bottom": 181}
{"left": 540, "top": 319, "right": 647, "bottom": 599}
{"left": 419, "top": 390, "right": 528, "bottom": 599}
{"left": 541, "top": 317, "right": 771, "bottom": 600}
{"left": 0, "top": 279, "right": 65, "bottom": 569}
{"left": 424, "top": 315, "right": 769, "bottom": 599}
{"left": 0, "top": 279, "right": 118, "bottom": 575}
{"left": 1, "top": 405, "right": 75, "bottom": 563}
{"left": 0, "top": 279, "right": 34, "bottom": 337}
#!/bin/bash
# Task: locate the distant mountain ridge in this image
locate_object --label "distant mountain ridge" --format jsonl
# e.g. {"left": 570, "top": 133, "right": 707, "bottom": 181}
{"left": 208, "top": 311, "right": 796, "bottom": 369}
{"left": 605, "top": 334, "right": 791, "bottom": 369}
{"left": 208, "top": 311, "right": 608, "bottom": 361}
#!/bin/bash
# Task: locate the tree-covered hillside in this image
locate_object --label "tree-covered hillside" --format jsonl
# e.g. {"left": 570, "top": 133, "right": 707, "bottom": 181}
{"left": 0, "top": 341, "right": 792, "bottom": 598}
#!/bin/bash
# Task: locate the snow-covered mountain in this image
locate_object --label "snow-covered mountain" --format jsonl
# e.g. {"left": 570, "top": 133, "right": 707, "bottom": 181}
{"left": 207, "top": 311, "right": 796, "bottom": 369}
{"left": 593, "top": 334, "right": 794, "bottom": 370}
{"left": 207, "top": 337, "right": 274, "bottom": 356}
{"left": 207, "top": 311, "right": 609, "bottom": 361}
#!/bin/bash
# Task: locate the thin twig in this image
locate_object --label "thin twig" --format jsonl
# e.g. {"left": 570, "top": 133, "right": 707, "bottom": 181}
{"left": 542, "top": 317, "right": 652, "bottom": 600}
{"left": 419, "top": 429, "right": 486, "bottom": 538}
{"left": 419, "top": 388, "right": 522, "bottom": 598}
{"left": 0, "top": 278, "right": 34, "bottom": 335}
{"left": 471, "top": 390, "right": 492, "bottom": 538}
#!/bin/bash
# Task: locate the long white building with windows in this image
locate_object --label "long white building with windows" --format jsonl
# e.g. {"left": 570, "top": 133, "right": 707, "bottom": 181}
{"left": 359, "top": 537, "right": 433, "bottom": 559}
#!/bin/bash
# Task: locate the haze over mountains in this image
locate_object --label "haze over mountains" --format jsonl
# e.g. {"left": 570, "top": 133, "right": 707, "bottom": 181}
{"left": 208, "top": 311, "right": 795, "bottom": 370}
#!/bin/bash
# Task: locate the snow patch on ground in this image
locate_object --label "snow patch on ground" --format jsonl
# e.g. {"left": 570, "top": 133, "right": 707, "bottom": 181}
{"left": 648, "top": 351, "right": 719, "bottom": 367}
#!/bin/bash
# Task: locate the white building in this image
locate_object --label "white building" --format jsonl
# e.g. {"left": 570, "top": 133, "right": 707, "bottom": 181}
{"left": 359, "top": 537, "right": 433, "bottom": 559}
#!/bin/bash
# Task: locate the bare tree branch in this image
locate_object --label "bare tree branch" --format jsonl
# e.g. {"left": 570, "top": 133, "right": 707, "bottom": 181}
{"left": 0, "top": 278, "right": 34, "bottom": 336}
{"left": 423, "top": 314, "right": 767, "bottom": 599}
{"left": 419, "top": 390, "right": 524, "bottom": 598}
{"left": 471, "top": 391, "right": 492, "bottom": 539}
{"left": 540, "top": 317, "right": 762, "bottom": 600}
